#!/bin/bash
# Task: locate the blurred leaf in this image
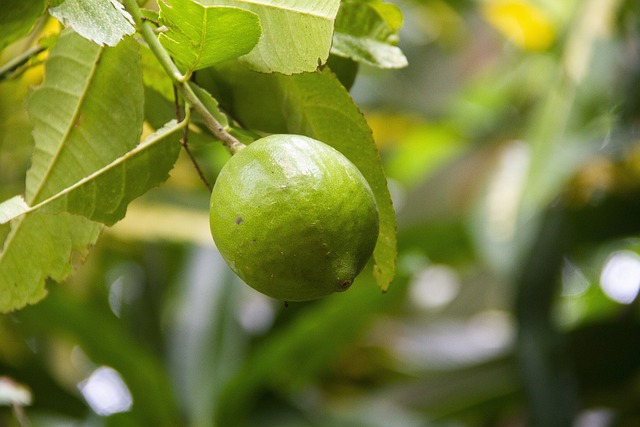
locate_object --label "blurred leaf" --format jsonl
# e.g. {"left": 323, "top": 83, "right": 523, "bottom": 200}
{"left": 215, "top": 278, "right": 392, "bottom": 426}
{"left": 201, "top": 0, "right": 341, "bottom": 74}
{"left": 107, "top": 201, "right": 212, "bottom": 245}
{"left": 468, "top": 0, "right": 622, "bottom": 277}
{"left": 208, "top": 64, "right": 397, "bottom": 291}
{"left": 332, "top": 0, "right": 408, "bottom": 68}
{"left": 158, "top": 0, "right": 261, "bottom": 73}
{"left": 167, "top": 247, "right": 248, "bottom": 426}
{"left": 0, "top": 29, "right": 142, "bottom": 313}
{"left": 0, "top": 0, "right": 46, "bottom": 50}
{"left": 480, "top": 0, "right": 556, "bottom": 51}
{"left": 381, "top": 121, "right": 465, "bottom": 185}
{"left": 17, "top": 289, "right": 181, "bottom": 427}
{"left": 0, "top": 377, "right": 31, "bottom": 406}
{"left": 0, "top": 360, "right": 87, "bottom": 417}
{"left": 568, "top": 319, "right": 640, "bottom": 391}
{"left": 49, "top": 0, "right": 135, "bottom": 46}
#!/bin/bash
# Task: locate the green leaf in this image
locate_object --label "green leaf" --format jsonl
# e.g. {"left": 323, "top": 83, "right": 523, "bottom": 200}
{"left": 158, "top": 0, "right": 261, "bottom": 73}
{"left": 0, "top": 29, "right": 144, "bottom": 313}
{"left": 0, "top": 213, "right": 102, "bottom": 313}
{"left": 207, "top": 63, "right": 397, "bottom": 291}
{"left": 26, "top": 29, "right": 143, "bottom": 204}
{"left": 0, "top": 0, "right": 46, "bottom": 51}
{"left": 0, "top": 120, "right": 184, "bottom": 226}
{"left": 49, "top": 0, "right": 135, "bottom": 46}
{"left": 332, "top": 0, "right": 408, "bottom": 68}
{"left": 203, "top": 0, "right": 341, "bottom": 74}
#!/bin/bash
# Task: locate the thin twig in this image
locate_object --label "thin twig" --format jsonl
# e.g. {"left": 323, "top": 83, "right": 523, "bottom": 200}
{"left": 0, "top": 44, "right": 46, "bottom": 81}
{"left": 173, "top": 85, "right": 213, "bottom": 191}
{"left": 173, "top": 85, "right": 182, "bottom": 119}
{"left": 180, "top": 120, "right": 212, "bottom": 192}
{"left": 122, "top": 0, "right": 246, "bottom": 155}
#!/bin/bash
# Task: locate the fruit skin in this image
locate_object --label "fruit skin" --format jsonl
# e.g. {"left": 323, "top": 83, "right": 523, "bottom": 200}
{"left": 209, "top": 134, "right": 379, "bottom": 301}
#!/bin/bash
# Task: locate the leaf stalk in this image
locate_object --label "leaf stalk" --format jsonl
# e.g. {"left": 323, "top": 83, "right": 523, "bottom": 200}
{"left": 122, "top": 0, "right": 246, "bottom": 155}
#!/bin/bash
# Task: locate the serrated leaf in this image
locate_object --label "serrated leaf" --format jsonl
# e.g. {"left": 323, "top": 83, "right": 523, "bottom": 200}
{"left": 0, "top": 213, "right": 102, "bottom": 313}
{"left": 0, "top": 29, "right": 144, "bottom": 313}
{"left": 0, "top": 120, "right": 184, "bottom": 226}
{"left": 203, "top": 0, "right": 341, "bottom": 74}
{"left": 158, "top": 0, "right": 261, "bottom": 73}
{"left": 207, "top": 63, "right": 397, "bottom": 291}
{"left": 26, "top": 29, "right": 143, "bottom": 204}
{"left": 0, "top": 0, "right": 46, "bottom": 51}
{"left": 49, "top": 0, "right": 135, "bottom": 46}
{"left": 332, "top": 0, "right": 408, "bottom": 68}
{"left": 188, "top": 82, "right": 229, "bottom": 129}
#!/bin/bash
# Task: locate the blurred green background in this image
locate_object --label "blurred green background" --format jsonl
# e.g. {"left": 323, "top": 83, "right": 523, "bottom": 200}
{"left": 2, "top": 0, "right": 640, "bottom": 426}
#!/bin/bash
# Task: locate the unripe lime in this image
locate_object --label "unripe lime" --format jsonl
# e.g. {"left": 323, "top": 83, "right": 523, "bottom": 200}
{"left": 209, "top": 134, "right": 379, "bottom": 301}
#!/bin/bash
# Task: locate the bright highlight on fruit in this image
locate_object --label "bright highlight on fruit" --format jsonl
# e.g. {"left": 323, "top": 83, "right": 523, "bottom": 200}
{"left": 209, "top": 134, "right": 379, "bottom": 301}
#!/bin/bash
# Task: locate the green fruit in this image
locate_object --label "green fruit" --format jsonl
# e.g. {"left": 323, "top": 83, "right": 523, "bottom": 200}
{"left": 209, "top": 134, "right": 379, "bottom": 301}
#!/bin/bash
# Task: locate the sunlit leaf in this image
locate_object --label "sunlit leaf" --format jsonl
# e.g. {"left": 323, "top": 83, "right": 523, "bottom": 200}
{"left": 202, "top": 0, "right": 341, "bottom": 74}
{"left": 332, "top": 0, "right": 408, "bottom": 68}
{"left": 0, "top": 29, "right": 143, "bottom": 313}
{"left": 0, "top": 120, "right": 184, "bottom": 226}
{"left": 158, "top": 0, "right": 261, "bottom": 73}
{"left": 49, "top": 0, "right": 135, "bottom": 46}
{"left": 0, "top": 196, "right": 29, "bottom": 223}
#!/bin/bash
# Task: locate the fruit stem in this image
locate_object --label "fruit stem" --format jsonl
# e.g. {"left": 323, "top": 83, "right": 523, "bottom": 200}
{"left": 122, "top": 0, "right": 246, "bottom": 155}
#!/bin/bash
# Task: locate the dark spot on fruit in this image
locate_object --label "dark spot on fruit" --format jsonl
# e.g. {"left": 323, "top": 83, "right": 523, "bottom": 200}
{"left": 235, "top": 217, "right": 243, "bottom": 224}
{"left": 337, "top": 280, "right": 352, "bottom": 292}
{"left": 284, "top": 301, "right": 289, "bottom": 308}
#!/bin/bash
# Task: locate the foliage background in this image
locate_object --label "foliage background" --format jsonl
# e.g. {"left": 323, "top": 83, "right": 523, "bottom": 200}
{"left": 2, "top": 0, "right": 640, "bottom": 426}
